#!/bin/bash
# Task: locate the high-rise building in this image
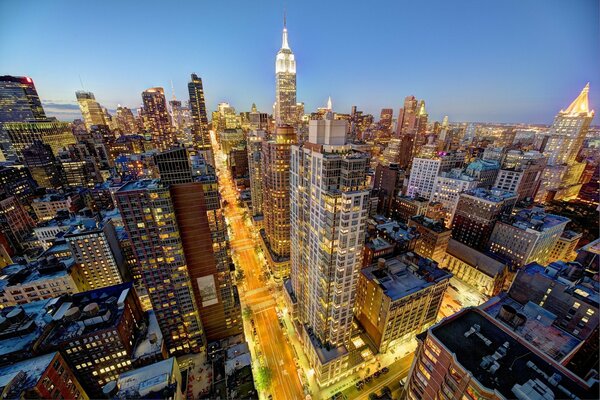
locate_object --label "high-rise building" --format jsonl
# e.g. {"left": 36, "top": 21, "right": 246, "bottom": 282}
{"left": 544, "top": 84, "right": 594, "bottom": 166}
{"left": 379, "top": 108, "right": 393, "bottom": 132}
{"left": 288, "top": 111, "right": 371, "bottom": 385}
{"left": 0, "top": 195, "right": 35, "bottom": 254}
{"left": 274, "top": 17, "right": 297, "bottom": 125}
{"left": 247, "top": 130, "right": 265, "bottom": 217}
{"left": 488, "top": 207, "right": 569, "bottom": 268}
{"left": 3, "top": 119, "right": 76, "bottom": 157}
{"left": 395, "top": 96, "right": 419, "bottom": 137}
{"left": 493, "top": 157, "right": 546, "bottom": 201}
{"left": 373, "top": 163, "right": 404, "bottom": 216}
{"left": 261, "top": 125, "right": 296, "bottom": 279}
{"left": 155, "top": 148, "right": 242, "bottom": 341}
{"left": 547, "top": 230, "right": 582, "bottom": 263}
{"left": 188, "top": 73, "right": 213, "bottom": 165}
{"left": 538, "top": 84, "right": 595, "bottom": 201}
{"left": 0, "top": 75, "right": 46, "bottom": 123}
{"left": 356, "top": 254, "right": 451, "bottom": 353}
{"left": 451, "top": 188, "right": 517, "bottom": 251}
{"left": 75, "top": 91, "right": 107, "bottom": 131}
{"left": 141, "top": 87, "right": 174, "bottom": 150}
{"left": 22, "top": 140, "right": 66, "bottom": 189}
{"left": 430, "top": 169, "right": 479, "bottom": 226}
{"left": 406, "top": 151, "right": 465, "bottom": 199}
{"left": 115, "top": 105, "right": 138, "bottom": 134}
{"left": 65, "top": 218, "right": 125, "bottom": 290}
{"left": 392, "top": 195, "right": 429, "bottom": 223}
{"left": 116, "top": 180, "right": 204, "bottom": 354}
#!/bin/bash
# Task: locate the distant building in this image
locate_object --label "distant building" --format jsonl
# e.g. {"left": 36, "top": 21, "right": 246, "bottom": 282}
{"left": 493, "top": 157, "right": 546, "bottom": 201}
{"left": 247, "top": 130, "right": 265, "bottom": 217}
{"left": 22, "top": 140, "right": 67, "bottom": 189}
{"left": 0, "top": 75, "right": 46, "bottom": 123}
{"left": 451, "top": 188, "right": 516, "bottom": 251}
{"left": 488, "top": 207, "right": 569, "bottom": 268}
{"left": 407, "top": 151, "right": 465, "bottom": 198}
{"left": 3, "top": 119, "right": 76, "bottom": 157}
{"left": 548, "top": 230, "right": 582, "bottom": 263}
{"left": 356, "top": 253, "right": 451, "bottom": 353}
{"left": 141, "top": 87, "right": 174, "bottom": 150}
{"left": 76, "top": 91, "right": 107, "bottom": 131}
{"left": 274, "top": 18, "right": 297, "bottom": 125}
{"left": 0, "top": 195, "right": 35, "bottom": 254}
{"left": 430, "top": 169, "right": 478, "bottom": 226}
{"left": 464, "top": 159, "right": 500, "bottom": 189}
{"left": 32, "top": 193, "right": 76, "bottom": 221}
{"left": 392, "top": 195, "right": 429, "bottom": 223}
{"left": 373, "top": 163, "right": 404, "bottom": 216}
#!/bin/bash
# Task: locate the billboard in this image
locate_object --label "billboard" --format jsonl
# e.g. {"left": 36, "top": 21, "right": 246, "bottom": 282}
{"left": 197, "top": 275, "right": 218, "bottom": 307}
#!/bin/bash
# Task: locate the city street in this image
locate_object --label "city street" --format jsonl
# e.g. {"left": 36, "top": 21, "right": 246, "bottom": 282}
{"left": 211, "top": 132, "right": 305, "bottom": 400}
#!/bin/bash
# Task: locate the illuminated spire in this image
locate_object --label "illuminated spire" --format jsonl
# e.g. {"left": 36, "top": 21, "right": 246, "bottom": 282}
{"left": 327, "top": 96, "right": 332, "bottom": 111}
{"left": 418, "top": 100, "right": 427, "bottom": 116}
{"left": 281, "top": 12, "right": 290, "bottom": 50}
{"left": 563, "top": 83, "right": 593, "bottom": 116}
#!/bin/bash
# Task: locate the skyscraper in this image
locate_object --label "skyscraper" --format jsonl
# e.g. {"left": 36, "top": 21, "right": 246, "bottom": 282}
{"left": 379, "top": 108, "right": 393, "bottom": 132}
{"left": 247, "top": 130, "right": 265, "bottom": 217}
{"left": 188, "top": 74, "right": 212, "bottom": 163}
{"left": 0, "top": 75, "right": 46, "bottom": 123}
{"left": 141, "top": 87, "right": 175, "bottom": 150}
{"left": 289, "top": 110, "right": 371, "bottom": 385}
{"left": 261, "top": 125, "right": 296, "bottom": 279}
{"left": 116, "top": 180, "right": 204, "bottom": 354}
{"left": 76, "top": 91, "right": 107, "bottom": 131}
{"left": 115, "top": 105, "right": 137, "bottom": 134}
{"left": 274, "top": 16, "right": 297, "bottom": 126}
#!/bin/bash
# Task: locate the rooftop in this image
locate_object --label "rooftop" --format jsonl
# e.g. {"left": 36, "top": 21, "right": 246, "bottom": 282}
{"left": 431, "top": 309, "right": 597, "bottom": 399}
{"left": 43, "top": 282, "right": 134, "bottom": 346}
{"left": 410, "top": 215, "right": 450, "bottom": 233}
{"left": 0, "top": 352, "right": 57, "bottom": 398}
{"left": 465, "top": 158, "right": 500, "bottom": 172}
{"left": 117, "top": 179, "right": 161, "bottom": 193}
{"left": 509, "top": 207, "right": 570, "bottom": 232}
{"left": 0, "top": 256, "right": 75, "bottom": 289}
{"left": 446, "top": 239, "right": 506, "bottom": 278}
{"left": 376, "top": 220, "right": 418, "bottom": 242}
{"left": 362, "top": 253, "right": 452, "bottom": 301}
{"left": 464, "top": 187, "right": 517, "bottom": 203}
{"left": 113, "top": 358, "right": 179, "bottom": 399}
{"left": 481, "top": 295, "right": 581, "bottom": 362}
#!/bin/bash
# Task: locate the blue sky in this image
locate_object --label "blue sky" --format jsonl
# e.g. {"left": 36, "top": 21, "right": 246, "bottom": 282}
{"left": 1, "top": 0, "right": 598, "bottom": 123}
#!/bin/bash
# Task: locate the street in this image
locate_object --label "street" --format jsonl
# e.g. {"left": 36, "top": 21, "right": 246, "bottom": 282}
{"left": 211, "top": 132, "right": 305, "bottom": 400}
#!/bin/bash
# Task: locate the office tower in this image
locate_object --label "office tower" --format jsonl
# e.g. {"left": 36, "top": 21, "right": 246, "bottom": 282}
{"left": 355, "top": 254, "right": 451, "bottom": 353}
{"left": 247, "top": 130, "right": 265, "bottom": 217}
{"left": 115, "top": 105, "right": 137, "bottom": 134}
{"left": 493, "top": 157, "right": 546, "bottom": 201}
{"left": 249, "top": 104, "right": 269, "bottom": 131}
{"left": 430, "top": 170, "right": 478, "bottom": 226}
{"left": 441, "top": 239, "right": 509, "bottom": 297}
{"left": 3, "top": 119, "right": 76, "bottom": 157}
{"left": 188, "top": 74, "right": 212, "bottom": 158}
{"left": 274, "top": 17, "right": 297, "bottom": 125}
{"left": 0, "top": 75, "right": 46, "bottom": 122}
{"left": 464, "top": 159, "right": 500, "bottom": 188}
{"left": 406, "top": 151, "right": 465, "bottom": 198}
{"left": 0, "top": 165, "right": 37, "bottom": 204}
{"left": 261, "top": 125, "right": 296, "bottom": 279}
{"left": 0, "top": 353, "right": 88, "bottom": 399}
{"left": 228, "top": 146, "right": 248, "bottom": 181}
{"left": 392, "top": 195, "right": 429, "bottom": 222}
{"left": 65, "top": 219, "right": 125, "bottom": 290}
{"left": 451, "top": 188, "right": 517, "bottom": 250}
{"left": 289, "top": 111, "right": 371, "bottom": 385}
{"left": 547, "top": 230, "right": 582, "bottom": 263}
{"left": 405, "top": 307, "right": 597, "bottom": 400}
{"left": 395, "top": 95, "right": 419, "bottom": 137}
{"left": 544, "top": 84, "right": 594, "bottom": 165}
{"left": 215, "top": 102, "right": 239, "bottom": 131}
{"left": 381, "top": 138, "right": 402, "bottom": 165}
{"left": 373, "top": 163, "right": 404, "bottom": 216}
{"left": 0, "top": 195, "right": 35, "bottom": 254}
{"left": 141, "top": 87, "right": 174, "bottom": 150}
{"left": 379, "top": 108, "right": 393, "bottom": 131}
{"left": 116, "top": 180, "right": 204, "bottom": 354}
{"left": 537, "top": 85, "right": 595, "bottom": 201}
{"left": 22, "top": 140, "right": 66, "bottom": 189}
{"left": 75, "top": 91, "right": 107, "bottom": 131}
{"left": 169, "top": 99, "right": 183, "bottom": 130}
{"left": 155, "top": 148, "right": 242, "bottom": 341}
{"left": 488, "top": 207, "right": 569, "bottom": 268}
{"left": 409, "top": 215, "right": 452, "bottom": 263}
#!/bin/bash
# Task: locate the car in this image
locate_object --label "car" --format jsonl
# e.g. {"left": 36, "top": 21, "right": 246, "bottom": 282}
{"left": 382, "top": 367, "right": 389, "bottom": 374}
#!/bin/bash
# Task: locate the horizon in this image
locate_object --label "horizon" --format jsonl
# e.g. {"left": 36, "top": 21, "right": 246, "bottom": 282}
{"left": 1, "top": 0, "right": 598, "bottom": 125}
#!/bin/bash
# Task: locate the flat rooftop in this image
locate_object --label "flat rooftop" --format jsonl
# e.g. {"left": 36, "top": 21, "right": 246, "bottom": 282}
{"left": 431, "top": 309, "right": 597, "bottom": 399}
{"left": 115, "top": 358, "right": 178, "bottom": 399}
{"left": 0, "top": 257, "right": 74, "bottom": 288}
{"left": 510, "top": 208, "right": 570, "bottom": 232}
{"left": 481, "top": 295, "right": 581, "bottom": 362}
{"left": 117, "top": 179, "right": 161, "bottom": 193}
{"left": 446, "top": 239, "right": 506, "bottom": 277}
{"left": 362, "top": 253, "right": 452, "bottom": 301}
{"left": 0, "top": 352, "right": 57, "bottom": 397}
{"left": 464, "top": 187, "right": 517, "bottom": 203}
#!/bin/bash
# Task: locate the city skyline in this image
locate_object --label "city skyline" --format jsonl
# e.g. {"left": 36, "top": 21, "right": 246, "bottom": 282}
{"left": 1, "top": 0, "right": 598, "bottom": 123}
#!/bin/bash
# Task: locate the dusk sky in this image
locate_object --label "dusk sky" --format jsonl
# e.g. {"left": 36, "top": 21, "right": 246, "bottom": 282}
{"left": 1, "top": 0, "right": 598, "bottom": 124}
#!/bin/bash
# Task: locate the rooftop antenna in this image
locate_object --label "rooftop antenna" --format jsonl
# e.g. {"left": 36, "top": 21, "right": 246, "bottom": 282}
{"left": 170, "top": 79, "right": 176, "bottom": 101}
{"left": 78, "top": 74, "right": 85, "bottom": 90}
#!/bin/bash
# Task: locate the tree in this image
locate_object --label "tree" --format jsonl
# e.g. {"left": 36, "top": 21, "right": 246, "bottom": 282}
{"left": 243, "top": 306, "right": 253, "bottom": 319}
{"left": 236, "top": 269, "right": 245, "bottom": 282}
{"left": 255, "top": 365, "right": 272, "bottom": 391}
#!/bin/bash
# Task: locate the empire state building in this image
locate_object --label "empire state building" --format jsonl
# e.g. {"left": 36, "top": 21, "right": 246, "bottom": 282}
{"left": 275, "top": 16, "right": 297, "bottom": 125}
